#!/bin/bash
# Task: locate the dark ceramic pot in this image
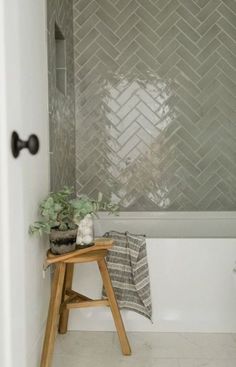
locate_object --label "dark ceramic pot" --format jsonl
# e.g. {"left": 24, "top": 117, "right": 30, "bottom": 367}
{"left": 49, "top": 228, "right": 77, "bottom": 255}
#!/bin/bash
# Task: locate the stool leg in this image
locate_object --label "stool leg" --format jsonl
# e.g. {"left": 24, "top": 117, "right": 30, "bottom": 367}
{"left": 59, "top": 263, "right": 74, "bottom": 334}
{"left": 97, "top": 259, "right": 131, "bottom": 356}
{"left": 40, "top": 262, "right": 66, "bottom": 367}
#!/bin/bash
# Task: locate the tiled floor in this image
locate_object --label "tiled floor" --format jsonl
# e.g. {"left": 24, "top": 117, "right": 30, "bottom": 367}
{"left": 53, "top": 331, "right": 236, "bottom": 367}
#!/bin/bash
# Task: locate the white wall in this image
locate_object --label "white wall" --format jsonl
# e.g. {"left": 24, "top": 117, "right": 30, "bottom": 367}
{"left": 0, "top": 1, "right": 50, "bottom": 366}
{"left": 68, "top": 238, "right": 236, "bottom": 333}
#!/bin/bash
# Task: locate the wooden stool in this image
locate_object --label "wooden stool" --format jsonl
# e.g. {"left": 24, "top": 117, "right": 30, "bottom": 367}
{"left": 40, "top": 238, "right": 131, "bottom": 367}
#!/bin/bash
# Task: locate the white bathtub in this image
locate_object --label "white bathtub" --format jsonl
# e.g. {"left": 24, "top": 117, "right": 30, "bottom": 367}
{"left": 68, "top": 213, "right": 236, "bottom": 333}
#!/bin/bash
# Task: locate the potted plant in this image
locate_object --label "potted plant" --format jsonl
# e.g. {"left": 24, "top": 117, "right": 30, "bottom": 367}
{"left": 29, "top": 187, "right": 118, "bottom": 254}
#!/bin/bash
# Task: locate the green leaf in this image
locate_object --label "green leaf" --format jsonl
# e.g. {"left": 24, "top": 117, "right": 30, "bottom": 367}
{"left": 59, "top": 223, "right": 68, "bottom": 231}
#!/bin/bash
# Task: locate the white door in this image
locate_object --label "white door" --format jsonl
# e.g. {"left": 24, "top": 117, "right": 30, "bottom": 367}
{"left": 0, "top": 1, "right": 50, "bottom": 366}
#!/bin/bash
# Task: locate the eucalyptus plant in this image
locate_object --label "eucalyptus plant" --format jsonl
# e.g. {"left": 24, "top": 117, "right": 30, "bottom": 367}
{"left": 70, "top": 192, "right": 119, "bottom": 222}
{"left": 29, "top": 187, "right": 118, "bottom": 236}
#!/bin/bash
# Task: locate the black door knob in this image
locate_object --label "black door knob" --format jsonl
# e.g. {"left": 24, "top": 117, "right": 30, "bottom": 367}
{"left": 11, "top": 131, "right": 40, "bottom": 158}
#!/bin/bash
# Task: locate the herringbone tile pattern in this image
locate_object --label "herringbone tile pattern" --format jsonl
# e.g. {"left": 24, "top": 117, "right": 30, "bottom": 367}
{"left": 48, "top": 0, "right": 76, "bottom": 191}
{"left": 73, "top": 0, "right": 236, "bottom": 210}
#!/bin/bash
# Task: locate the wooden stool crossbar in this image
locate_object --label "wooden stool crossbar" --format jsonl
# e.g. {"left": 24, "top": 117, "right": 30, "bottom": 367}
{"left": 40, "top": 239, "right": 131, "bottom": 367}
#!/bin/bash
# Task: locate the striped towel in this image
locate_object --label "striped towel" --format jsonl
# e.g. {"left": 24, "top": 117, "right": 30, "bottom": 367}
{"left": 103, "top": 231, "right": 152, "bottom": 320}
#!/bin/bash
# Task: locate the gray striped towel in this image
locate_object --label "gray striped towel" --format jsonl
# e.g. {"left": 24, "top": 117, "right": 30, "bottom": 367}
{"left": 103, "top": 230, "right": 152, "bottom": 321}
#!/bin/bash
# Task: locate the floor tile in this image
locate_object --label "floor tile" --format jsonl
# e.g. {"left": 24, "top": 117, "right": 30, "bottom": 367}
{"left": 53, "top": 331, "right": 236, "bottom": 367}
{"left": 179, "top": 359, "right": 236, "bottom": 367}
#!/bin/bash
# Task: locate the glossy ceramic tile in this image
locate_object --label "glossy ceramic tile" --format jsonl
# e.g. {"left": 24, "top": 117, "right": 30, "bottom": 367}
{"left": 73, "top": 0, "right": 236, "bottom": 211}
{"left": 52, "top": 331, "right": 236, "bottom": 367}
{"left": 47, "top": 0, "right": 76, "bottom": 190}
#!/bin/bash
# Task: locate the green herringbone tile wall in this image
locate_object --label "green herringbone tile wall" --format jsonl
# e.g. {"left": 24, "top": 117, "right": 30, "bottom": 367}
{"left": 48, "top": 0, "right": 76, "bottom": 191}
{"left": 73, "top": 0, "right": 236, "bottom": 211}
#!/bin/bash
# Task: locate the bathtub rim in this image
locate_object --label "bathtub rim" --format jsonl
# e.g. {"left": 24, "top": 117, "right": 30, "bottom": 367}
{"left": 94, "top": 211, "right": 236, "bottom": 238}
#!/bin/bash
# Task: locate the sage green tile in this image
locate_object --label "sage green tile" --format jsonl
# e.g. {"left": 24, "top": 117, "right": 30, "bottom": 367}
{"left": 177, "top": 114, "right": 200, "bottom": 136}
{"left": 136, "top": 34, "right": 159, "bottom": 59}
{"left": 95, "top": 21, "right": 120, "bottom": 44}
{"left": 176, "top": 128, "right": 200, "bottom": 151}
{"left": 116, "top": 13, "right": 139, "bottom": 38}
{"left": 77, "top": 55, "right": 99, "bottom": 79}
{"left": 197, "top": 0, "right": 221, "bottom": 22}
{"left": 136, "top": 6, "right": 159, "bottom": 31}
{"left": 197, "top": 10, "right": 221, "bottom": 35}
{"left": 157, "top": 52, "right": 180, "bottom": 77}
{"left": 176, "top": 151, "right": 201, "bottom": 176}
{"left": 77, "top": 40, "right": 99, "bottom": 66}
{"left": 218, "top": 100, "right": 235, "bottom": 119}
{"left": 176, "top": 19, "right": 201, "bottom": 42}
{"left": 156, "top": 0, "right": 179, "bottom": 23}
{"left": 218, "top": 155, "right": 236, "bottom": 173}
{"left": 117, "top": 27, "right": 138, "bottom": 52}
{"left": 95, "top": 0, "right": 119, "bottom": 18}
{"left": 178, "top": 0, "right": 201, "bottom": 15}
{"left": 197, "top": 174, "right": 221, "bottom": 198}
{"left": 218, "top": 3, "right": 236, "bottom": 27}
{"left": 197, "top": 24, "right": 221, "bottom": 49}
{"left": 176, "top": 33, "right": 200, "bottom": 55}
{"left": 178, "top": 87, "right": 201, "bottom": 113}
{"left": 217, "top": 45, "right": 236, "bottom": 69}
{"left": 78, "top": 1, "right": 98, "bottom": 26}
{"left": 135, "top": 61, "right": 149, "bottom": 75}
{"left": 217, "top": 17, "right": 236, "bottom": 40}
{"left": 77, "top": 0, "right": 91, "bottom": 12}
{"left": 116, "top": 40, "right": 138, "bottom": 65}
{"left": 198, "top": 38, "right": 220, "bottom": 62}
{"left": 176, "top": 46, "right": 200, "bottom": 70}
{"left": 97, "top": 35, "right": 119, "bottom": 59}
{"left": 75, "top": 14, "right": 99, "bottom": 40}
{"left": 199, "top": 121, "right": 221, "bottom": 148}
{"left": 217, "top": 31, "right": 236, "bottom": 55}
{"left": 115, "top": 0, "right": 137, "bottom": 24}
{"left": 96, "top": 49, "right": 119, "bottom": 70}
{"left": 165, "top": 65, "right": 180, "bottom": 80}
{"left": 197, "top": 52, "right": 219, "bottom": 76}
{"left": 136, "top": 0, "right": 159, "bottom": 16}
{"left": 73, "top": 0, "right": 236, "bottom": 211}
{"left": 136, "top": 48, "right": 157, "bottom": 71}
{"left": 219, "top": 85, "right": 236, "bottom": 106}
{"left": 76, "top": 28, "right": 99, "bottom": 54}
{"left": 198, "top": 160, "right": 220, "bottom": 184}
{"left": 177, "top": 59, "right": 200, "bottom": 83}
{"left": 197, "top": 79, "right": 220, "bottom": 104}
{"left": 96, "top": 8, "right": 119, "bottom": 32}
{"left": 198, "top": 65, "right": 220, "bottom": 90}
{"left": 177, "top": 141, "right": 201, "bottom": 164}
{"left": 217, "top": 194, "right": 235, "bottom": 210}
{"left": 195, "top": 0, "right": 209, "bottom": 8}
{"left": 218, "top": 72, "right": 236, "bottom": 95}
{"left": 135, "top": 21, "right": 158, "bottom": 44}
{"left": 157, "top": 39, "right": 179, "bottom": 64}
{"left": 220, "top": 140, "right": 236, "bottom": 162}
{"left": 176, "top": 5, "right": 201, "bottom": 28}
{"left": 202, "top": 91, "right": 220, "bottom": 114}
{"left": 156, "top": 0, "right": 170, "bottom": 10}
{"left": 115, "top": 0, "right": 130, "bottom": 11}
{"left": 223, "top": 0, "right": 236, "bottom": 13}
{"left": 156, "top": 26, "right": 179, "bottom": 50}
{"left": 177, "top": 99, "right": 200, "bottom": 123}
{"left": 198, "top": 187, "right": 221, "bottom": 209}
{"left": 156, "top": 11, "right": 179, "bottom": 37}
{"left": 177, "top": 167, "right": 200, "bottom": 191}
{"left": 197, "top": 105, "right": 220, "bottom": 130}
{"left": 176, "top": 74, "right": 201, "bottom": 96}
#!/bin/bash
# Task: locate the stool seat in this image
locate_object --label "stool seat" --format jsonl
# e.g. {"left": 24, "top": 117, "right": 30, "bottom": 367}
{"left": 40, "top": 238, "right": 131, "bottom": 367}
